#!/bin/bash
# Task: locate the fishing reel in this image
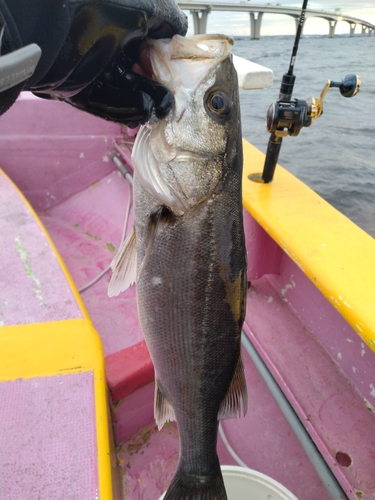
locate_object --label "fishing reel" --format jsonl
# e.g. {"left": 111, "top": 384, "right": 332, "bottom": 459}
{"left": 265, "top": 74, "right": 362, "bottom": 138}
{"left": 266, "top": 98, "right": 311, "bottom": 137}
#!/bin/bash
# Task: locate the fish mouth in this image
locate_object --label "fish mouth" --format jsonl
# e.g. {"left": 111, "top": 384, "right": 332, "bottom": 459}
{"left": 125, "top": 6, "right": 188, "bottom": 124}
{"left": 131, "top": 40, "right": 154, "bottom": 80}
{"left": 131, "top": 34, "right": 233, "bottom": 79}
{"left": 126, "top": 34, "right": 234, "bottom": 126}
{"left": 110, "top": 37, "right": 175, "bottom": 127}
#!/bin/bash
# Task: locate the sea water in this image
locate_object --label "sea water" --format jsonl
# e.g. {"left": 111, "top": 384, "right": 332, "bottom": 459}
{"left": 232, "top": 35, "right": 375, "bottom": 237}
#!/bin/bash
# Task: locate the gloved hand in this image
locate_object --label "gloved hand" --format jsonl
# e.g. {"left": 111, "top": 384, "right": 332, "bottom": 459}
{"left": 0, "top": 0, "right": 187, "bottom": 126}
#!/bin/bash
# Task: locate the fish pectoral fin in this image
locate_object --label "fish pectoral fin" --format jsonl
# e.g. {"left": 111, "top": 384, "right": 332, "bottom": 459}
{"left": 154, "top": 380, "right": 176, "bottom": 430}
{"left": 218, "top": 352, "right": 248, "bottom": 419}
{"left": 108, "top": 226, "right": 137, "bottom": 297}
{"left": 138, "top": 206, "right": 177, "bottom": 280}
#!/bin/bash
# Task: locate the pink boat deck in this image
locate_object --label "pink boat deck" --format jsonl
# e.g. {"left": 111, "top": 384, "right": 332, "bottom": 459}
{"left": 0, "top": 166, "right": 101, "bottom": 499}
{"left": 0, "top": 372, "right": 98, "bottom": 500}
{"left": 1, "top": 94, "right": 374, "bottom": 500}
{"left": 0, "top": 169, "right": 82, "bottom": 325}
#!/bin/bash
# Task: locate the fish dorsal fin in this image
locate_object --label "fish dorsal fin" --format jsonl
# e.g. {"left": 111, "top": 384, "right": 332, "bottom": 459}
{"left": 218, "top": 352, "right": 248, "bottom": 420}
{"left": 108, "top": 226, "right": 137, "bottom": 297}
{"left": 154, "top": 379, "right": 176, "bottom": 430}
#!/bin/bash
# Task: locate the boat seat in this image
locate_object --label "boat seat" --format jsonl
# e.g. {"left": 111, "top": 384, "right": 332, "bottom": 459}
{"left": 0, "top": 170, "right": 114, "bottom": 499}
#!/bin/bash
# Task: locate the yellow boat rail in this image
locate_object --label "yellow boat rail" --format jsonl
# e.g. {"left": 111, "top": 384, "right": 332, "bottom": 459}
{"left": 242, "top": 139, "right": 375, "bottom": 353}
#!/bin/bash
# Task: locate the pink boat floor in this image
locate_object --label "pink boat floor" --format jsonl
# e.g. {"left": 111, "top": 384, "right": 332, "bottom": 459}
{"left": 0, "top": 170, "right": 82, "bottom": 326}
{"left": 0, "top": 372, "right": 98, "bottom": 500}
{"left": 2, "top": 95, "right": 374, "bottom": 500}
{"left": 39, "top": 170, "right": 142, "bottom": 357}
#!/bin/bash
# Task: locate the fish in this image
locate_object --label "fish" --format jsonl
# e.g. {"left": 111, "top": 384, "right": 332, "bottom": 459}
{"left": 109, "top": 34, "right": 248, "bottom": 500}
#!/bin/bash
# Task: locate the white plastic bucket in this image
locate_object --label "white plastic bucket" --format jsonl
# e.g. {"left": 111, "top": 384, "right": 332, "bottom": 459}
{"left": 159, "top": 465, "right": 299, "bottom": 499}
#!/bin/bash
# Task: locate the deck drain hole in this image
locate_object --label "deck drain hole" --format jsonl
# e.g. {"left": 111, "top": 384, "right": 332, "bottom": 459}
{"left": 335, "top": 451, "right": 352, "bottom": 467}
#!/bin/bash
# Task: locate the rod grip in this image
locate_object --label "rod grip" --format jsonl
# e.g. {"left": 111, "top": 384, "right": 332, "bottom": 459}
{"left": 262, "top": 134, "right": 282, "bottom": 183}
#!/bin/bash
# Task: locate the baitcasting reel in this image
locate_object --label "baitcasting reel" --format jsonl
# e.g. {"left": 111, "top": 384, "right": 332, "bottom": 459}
{"left": 265, "top": 74, "right": 362, "bottom": 138}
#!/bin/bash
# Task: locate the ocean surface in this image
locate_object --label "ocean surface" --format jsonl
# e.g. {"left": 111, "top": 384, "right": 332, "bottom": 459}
{"left": 231, "top": 35, "right": 375, "bottom": 238}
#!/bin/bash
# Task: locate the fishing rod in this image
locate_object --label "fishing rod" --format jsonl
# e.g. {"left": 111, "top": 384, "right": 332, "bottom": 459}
{"left": 262, "top": 0, "right": 308, "bottom": 183}
{"left": 261, "top": 0, "right": 362, "bottom": 183}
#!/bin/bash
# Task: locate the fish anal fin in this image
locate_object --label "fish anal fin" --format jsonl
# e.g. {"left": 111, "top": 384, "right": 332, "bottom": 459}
{"left": 108, "top": 226, "right": 137, "bottom": 297}
{"left": 218, "top": 352, "right": 248, "bottom": 420}
{"left": 154, "top": 379, "right": 176, "bottom": 430}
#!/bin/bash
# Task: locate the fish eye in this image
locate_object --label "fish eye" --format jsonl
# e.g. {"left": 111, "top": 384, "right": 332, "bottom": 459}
{"left": 211, "top": 95, "right": 225, "bottom": 111}
{"left": 205, "top": 90, "right": 232, "bottom": 121}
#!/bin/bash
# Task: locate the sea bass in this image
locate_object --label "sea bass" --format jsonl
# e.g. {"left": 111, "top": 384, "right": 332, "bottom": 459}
{"left": 109, "top": 34, "right": 247, "bottom": 500}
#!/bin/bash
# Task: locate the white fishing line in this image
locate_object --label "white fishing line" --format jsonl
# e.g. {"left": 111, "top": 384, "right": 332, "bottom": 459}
{"left": 78, "top": 264, "right": 112, "bottom": 293}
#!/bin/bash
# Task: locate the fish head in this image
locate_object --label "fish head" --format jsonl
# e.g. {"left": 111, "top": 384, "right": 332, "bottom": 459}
{"left": 131, "top": 34, "right": 242, "bottom": 213}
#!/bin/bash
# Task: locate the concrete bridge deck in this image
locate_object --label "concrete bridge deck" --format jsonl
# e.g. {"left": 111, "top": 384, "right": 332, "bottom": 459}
{"left": 177, "top": 2, "right": 375, "bottom": 38}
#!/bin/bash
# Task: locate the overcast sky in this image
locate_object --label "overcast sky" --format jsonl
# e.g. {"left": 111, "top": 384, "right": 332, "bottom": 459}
{"left": 182, "top": 1, "right": 375, "bottom": 36}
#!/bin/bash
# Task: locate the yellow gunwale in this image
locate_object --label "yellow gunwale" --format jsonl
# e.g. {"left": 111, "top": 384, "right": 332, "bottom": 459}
{"left": 0, "top": 169, "right": 113, "bottom": 500}
{"left": 242, "top": 138, "right": 375, "bottom": 352}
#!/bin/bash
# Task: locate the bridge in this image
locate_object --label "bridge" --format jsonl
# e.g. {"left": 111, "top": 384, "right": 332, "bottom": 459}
{"left": 177, "top": 2, "right": 375, "bottom": 39}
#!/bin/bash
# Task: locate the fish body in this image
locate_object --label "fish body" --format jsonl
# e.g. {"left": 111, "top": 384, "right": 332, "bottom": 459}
{"left": 109, "top": 34, "right": 247, "bottom": 500}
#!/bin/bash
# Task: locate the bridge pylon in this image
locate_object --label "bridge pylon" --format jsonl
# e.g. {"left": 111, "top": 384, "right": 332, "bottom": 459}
{"left": 190, "top": 8, "right": 211, "bottom": 35}
{"left": 328, "top": 21, "right": 337, "bottom": 38}
{"left": 249, "top": 12, "right": 263, "bottom": 40}
{"left": 349, "top": 23, "right": 356, "bottom": 36}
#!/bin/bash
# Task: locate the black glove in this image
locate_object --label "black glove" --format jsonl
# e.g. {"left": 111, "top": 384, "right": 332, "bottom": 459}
{"left": 0, "top": 0, "right": 187, "bottom": 126}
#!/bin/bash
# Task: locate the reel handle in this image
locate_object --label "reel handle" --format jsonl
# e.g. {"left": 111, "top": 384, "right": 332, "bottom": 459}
{"left": 330, "top": 74, "right": 361, "bottom": 98}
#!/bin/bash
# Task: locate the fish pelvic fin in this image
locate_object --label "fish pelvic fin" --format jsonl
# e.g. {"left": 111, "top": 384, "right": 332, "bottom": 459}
{"left": 163, "top": 465, "right": 227, "bottom": 500}
{"left": 218, "top": 352, "right": 248, "bottom": 419}
{"left": 154, "top": 380, "right": 176, "bottom": 430}
{"left": 108, "top": 226, "right": 137, "bottom": 297}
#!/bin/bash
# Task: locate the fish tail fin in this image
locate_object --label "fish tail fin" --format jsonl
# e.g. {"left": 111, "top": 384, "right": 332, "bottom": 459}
{"left": 163, "top": 465, "right": 227, "bottom": 500}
